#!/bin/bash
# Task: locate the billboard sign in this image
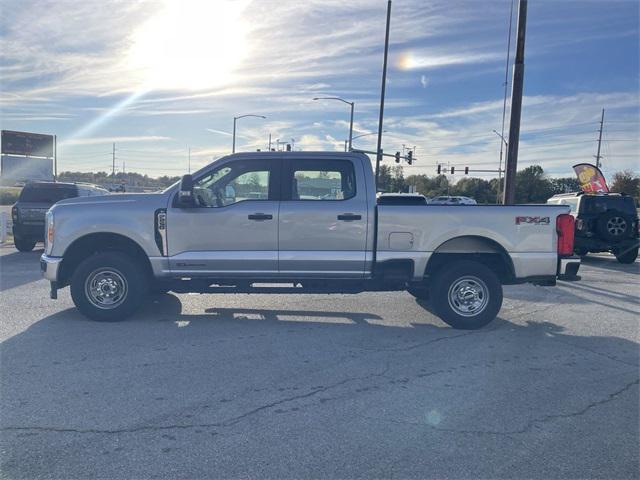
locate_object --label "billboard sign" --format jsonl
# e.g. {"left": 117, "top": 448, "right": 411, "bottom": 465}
{"left": 572, "top": 163, "right": 609, "bottom": 194}
{"left": 1, "top": 130, "right": 54, "bottom": 158}
{"left": 0, "top": 155, "right": 53, "bottom": 182}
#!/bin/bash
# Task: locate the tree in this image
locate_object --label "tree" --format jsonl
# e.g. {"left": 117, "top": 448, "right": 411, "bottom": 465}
{"left": 610, "top": 170, "right": 640, "bottom": 202}
{"left": 389, "top": 165, "right": 406, "bottom": 192}
{"left": 452, "top": 177, "right": 494, "bottom": 204}
{"left": 377, "top": 165, "right": 393, "bottom": 192}
{"left": 550, "top": 177, "right": 581, "bottom": 195}
{"left": 405, "top": 174, "right": 450, "bottom": 198}
{"left": 515, "top": 165, "right": 554, "bottom": 203}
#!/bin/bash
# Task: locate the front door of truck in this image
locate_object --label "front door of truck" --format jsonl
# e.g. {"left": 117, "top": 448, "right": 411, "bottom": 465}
{"left": 167, "top": 158, "right": 281, "bottom": 277}
{"left": 278, "top": 157, "right": 368, "bottom": 278}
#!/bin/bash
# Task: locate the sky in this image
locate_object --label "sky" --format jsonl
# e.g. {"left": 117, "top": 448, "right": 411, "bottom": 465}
{"left": 0, "top": 0, "right": 638, "bottom": 181}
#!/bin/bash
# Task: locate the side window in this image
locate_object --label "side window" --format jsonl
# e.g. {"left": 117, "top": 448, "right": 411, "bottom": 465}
{"left": 290, "top": 160, "right": 356, "bottom": 201}
{"left": 192, "top": 161, "right": 273, "bottom": 208}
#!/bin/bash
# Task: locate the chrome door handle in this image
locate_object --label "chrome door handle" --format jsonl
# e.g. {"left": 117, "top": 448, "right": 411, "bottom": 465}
{"left": 337, "top": 213, "right": 362, "bottom": 221}
{"left": 248, "top": 213, "right": 273, "bottom": 221}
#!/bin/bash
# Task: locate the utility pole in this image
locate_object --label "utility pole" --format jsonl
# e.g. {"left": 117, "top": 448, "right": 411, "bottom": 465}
{"left": 503, "top": 0, "right": 527, "bottom": 205}
{"left": 375, "top": 0, "right": 392, "bottom": 190}
{"left": 112, "top": 142, "right": 116, "bottom": 177}
{"left": 188, "top": 147, "right": 191, "bottom": 174}
{"left": 595, "top": 108, "right": 605, "bottom": 168}
{"left": 497, "top": 0, "right": 515, "bottom": 204}
{"left": 268, "top": 133, "right": 272, "bottom": 151}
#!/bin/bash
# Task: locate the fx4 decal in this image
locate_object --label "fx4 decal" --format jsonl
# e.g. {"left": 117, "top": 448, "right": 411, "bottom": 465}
{"left": 516, "top": 216, "right": 550, "bottom": 225}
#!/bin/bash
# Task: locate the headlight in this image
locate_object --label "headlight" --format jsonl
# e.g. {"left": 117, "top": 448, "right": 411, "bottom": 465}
{"left": 45, "top": 210, "right": 54, "bottom": 255}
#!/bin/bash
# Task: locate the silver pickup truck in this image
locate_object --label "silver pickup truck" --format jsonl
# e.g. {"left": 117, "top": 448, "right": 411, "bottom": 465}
{"left": 41, "top": 151, "right": 580, "bottom": 329}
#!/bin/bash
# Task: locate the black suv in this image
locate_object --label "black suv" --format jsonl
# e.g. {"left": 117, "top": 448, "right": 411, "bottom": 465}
{"left": 11, "top": 182, "right": 108, "bottom": 252}
{"left": 548, "top": 192, "right": 639, "bottom": 264}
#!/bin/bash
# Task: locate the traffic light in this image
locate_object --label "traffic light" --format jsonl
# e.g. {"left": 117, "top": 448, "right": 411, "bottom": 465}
{"left": 437, "top": 164, "right": 441, "bottom": 174}
{"left": 450, "top": 166, "right": 455, "bottom": 174}
{"left": 465, "top": 166, "right": 469, "bottom": 174}
{"left": 395, "top": 151, "right": 401, "bottom": 163}
{"left": 407, "top": 150, "right": 413, "bottom": 165}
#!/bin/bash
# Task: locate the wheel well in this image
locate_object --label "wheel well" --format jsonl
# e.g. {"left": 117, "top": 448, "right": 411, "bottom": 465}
{"left": 59, "top": 233, "right": 153, "bottom": 286}
{"left": 425, "top": 236, "right": 515, "bottom": 284}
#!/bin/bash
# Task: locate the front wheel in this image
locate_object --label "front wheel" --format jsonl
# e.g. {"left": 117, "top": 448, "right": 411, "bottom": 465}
{"left": 70, "top": 252, "right": 148, "bottom": 321}
{"left": 429, "top": 260, "right": 503, "bottom": 330}
{"left": 615, "top": 246, "right": 638, "bottom": 264}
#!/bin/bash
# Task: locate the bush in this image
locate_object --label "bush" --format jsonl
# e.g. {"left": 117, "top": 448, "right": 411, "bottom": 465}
{"left": 0, "top": 187, "right": 21, "bottom": 205}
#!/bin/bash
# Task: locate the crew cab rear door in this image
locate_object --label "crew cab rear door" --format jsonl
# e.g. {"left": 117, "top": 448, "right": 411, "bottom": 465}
{"left": 278, "top": 157, "right": 368, "bottom": 278}
{"left": 166, "top": 158, "right": 281, "bottom": 277}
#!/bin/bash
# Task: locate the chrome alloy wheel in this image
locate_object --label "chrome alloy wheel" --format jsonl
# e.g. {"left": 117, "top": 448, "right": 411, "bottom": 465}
{"left": 447, "top": 276, "right": 490, "bottom": 317}
{"left": 85, "top": 268, "right": 128, "bottom": 310}
{"left": 606, "top": 216, "right": 626, "bottom": 237}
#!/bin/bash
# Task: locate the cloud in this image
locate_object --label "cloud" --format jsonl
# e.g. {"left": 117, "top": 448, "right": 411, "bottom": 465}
{"left": 62, "top": 136, "right": 171, "bottom": 146}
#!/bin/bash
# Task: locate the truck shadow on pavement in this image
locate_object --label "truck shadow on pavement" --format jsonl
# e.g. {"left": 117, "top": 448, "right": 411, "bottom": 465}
{"left": 1, "top": 293, "right": 639, "bottom": 479}
{"left": 580, "top": 254, "right": 640, "bottom": 273}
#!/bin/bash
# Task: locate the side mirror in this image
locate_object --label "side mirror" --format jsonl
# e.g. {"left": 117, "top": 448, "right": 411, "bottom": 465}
{"left": 177, "top": 174, "right": 195, "bottom": 207}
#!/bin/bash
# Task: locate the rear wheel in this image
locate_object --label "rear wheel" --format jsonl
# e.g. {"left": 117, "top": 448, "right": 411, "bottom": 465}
{"left": 429, "top": 260, "right": 503, "bottom": 330}
{"left": 615, "top": 246, "right": 638, "bottom": 264}
{"left": 14, "top": 237, "right": 36, "bottom": 252}
{"left": 70, "top": 252, "right": 148, "bottom": 321}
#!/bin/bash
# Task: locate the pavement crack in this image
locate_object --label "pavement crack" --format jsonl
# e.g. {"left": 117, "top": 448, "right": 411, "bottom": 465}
{"left": 0, "top": 365, "right": 391, "bottom": 435}
{"left": 359, "top": 377, "right": 639, "bottom": 437}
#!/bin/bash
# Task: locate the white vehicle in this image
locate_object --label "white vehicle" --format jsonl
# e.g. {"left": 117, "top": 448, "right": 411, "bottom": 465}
{"left": 429, "top": 196, "right": 477, "bottom": 205}
{"left": 41, "top": 152, "right": 580, "bottom": 329}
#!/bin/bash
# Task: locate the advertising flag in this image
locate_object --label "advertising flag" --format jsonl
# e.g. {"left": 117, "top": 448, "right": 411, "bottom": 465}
{"left": 572, "top": 163, "right": 609, "bottom": 193}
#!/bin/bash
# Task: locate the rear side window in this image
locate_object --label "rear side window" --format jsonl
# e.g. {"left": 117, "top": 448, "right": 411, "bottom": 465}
{"left": 19, "top": 184, "right": 77, "bottom": 203}
{"left": 290, "top": 160, "right": 356, "bottom": 201}
{"left": 580, "top": 196, "right": 636, "bottom": 214}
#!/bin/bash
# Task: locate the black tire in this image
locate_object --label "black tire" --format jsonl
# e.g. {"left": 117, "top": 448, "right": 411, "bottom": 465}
{"left": 429, "top": 260, "right": 503, "bottom": 330}
{"left": 596, "top": 210, "right": 632, "bottom": 242}
{"left": 407, "top": 284, "right": 429, "bottom": 300}
{"left": 574, "top": 247, "right": 589, "bottom": 257}
{"left": 14, "top": 237, "right": 36, "bottom": 252}
{"left": 615, "top": 246, "right": 638, "bottom": 264}
{"left": 70, "top": 252, "right": 148, "bottom": 321}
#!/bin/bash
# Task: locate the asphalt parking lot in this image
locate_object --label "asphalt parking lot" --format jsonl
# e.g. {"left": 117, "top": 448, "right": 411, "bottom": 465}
{"left": 0, "top": 245, "right": 638, "bottom": 479}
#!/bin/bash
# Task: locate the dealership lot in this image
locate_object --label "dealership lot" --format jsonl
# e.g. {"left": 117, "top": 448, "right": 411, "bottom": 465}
{"left": 0, "top": 246, "right": 638, "bottom": 479}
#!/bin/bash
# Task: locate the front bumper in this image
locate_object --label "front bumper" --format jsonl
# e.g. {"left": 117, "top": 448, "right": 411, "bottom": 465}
{"left": 557, "top": 256, "right": 581, "bottom": 281}
{"left": 40, "top": 254, "right": 62, "bottom": 282}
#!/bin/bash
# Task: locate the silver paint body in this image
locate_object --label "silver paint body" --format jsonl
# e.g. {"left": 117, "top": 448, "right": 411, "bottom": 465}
{"left": 42, "top": 152, "right": 570, "bottom": 283}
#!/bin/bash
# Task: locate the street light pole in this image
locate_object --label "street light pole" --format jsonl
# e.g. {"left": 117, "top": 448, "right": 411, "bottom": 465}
{"left": 493, "top": 129, "right": 508, "bottom": 203}
{"left": 232, "top": 114, "right": 266, "bottom": 153}
{"left": 313, "top": 97, "right": 355, "bottom": 150}
{"left": 352, "top": 130, "right": 388, "bottom": 143}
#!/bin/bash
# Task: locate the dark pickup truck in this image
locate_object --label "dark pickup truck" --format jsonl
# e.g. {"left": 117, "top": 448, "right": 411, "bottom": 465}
{"left": 12, "top": 182, "right": 108, "bottom": 252}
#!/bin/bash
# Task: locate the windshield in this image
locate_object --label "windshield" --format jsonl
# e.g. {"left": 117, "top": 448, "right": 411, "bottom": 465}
{"left": 19, "top": 184, "right": 77, "bottom": 203}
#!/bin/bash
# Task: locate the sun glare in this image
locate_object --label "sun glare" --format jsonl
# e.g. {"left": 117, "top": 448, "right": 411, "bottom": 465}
{"left": 127, "top": 0, "right": 251, "bottom": 91}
